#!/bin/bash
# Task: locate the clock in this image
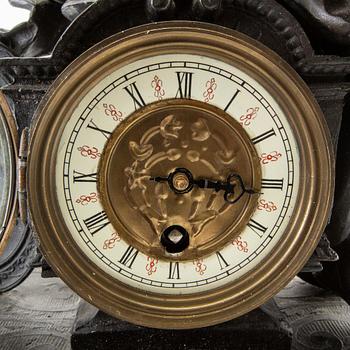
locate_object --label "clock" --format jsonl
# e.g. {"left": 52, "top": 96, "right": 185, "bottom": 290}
{"left": 28, "top": 22, "right": 334, "bottom": 328}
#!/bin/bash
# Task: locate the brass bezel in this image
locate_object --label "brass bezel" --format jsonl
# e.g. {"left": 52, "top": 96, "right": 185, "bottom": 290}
{"left": 28, "top": 22, "right": 334, "bottom": 329}
{"left": 0, "top": 92, "right": 18, "bottom": 255}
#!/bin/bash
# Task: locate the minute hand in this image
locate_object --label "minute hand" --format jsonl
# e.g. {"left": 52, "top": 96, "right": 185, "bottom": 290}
{"left": 194, "top": 179, "right": 234, "bottom": 193}
{"left": 195, "top": 174, "right": 257, "bottom": 204}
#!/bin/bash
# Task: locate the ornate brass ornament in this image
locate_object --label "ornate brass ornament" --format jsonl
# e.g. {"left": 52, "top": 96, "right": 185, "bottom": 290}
{"left": 28, "top": 22, "right": 334, "bottom": 329}
{"left": 99, "top": 99, "right": 261, "bottom": 260}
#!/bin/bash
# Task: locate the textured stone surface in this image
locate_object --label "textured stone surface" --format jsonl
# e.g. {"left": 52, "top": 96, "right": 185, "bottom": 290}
{"left": 262, "top": 278, "right": 350, "bottom": 350}
{"left": 0, "top": 269, "right": 80, "bottom": 350}
{"left": 1, "top": 271, "right": 350, "bottom": 349}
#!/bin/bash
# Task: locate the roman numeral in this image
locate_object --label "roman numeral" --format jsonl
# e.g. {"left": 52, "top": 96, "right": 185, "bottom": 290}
{"left": 216, "top": 251, "right": 230, "bottom": 270}
{"left": 119, "top": 245, "right": 139, "bottom": 269}
{"left": 251, "top": 128, "right": 276, "bottom": 145}
{"left": 87, "top": 120, "right": 112, "bottom": 139}
{"left": 84, "top": 211, "right": 110, "bottom": 235}
{"left": 168, "top": 262, "right": 180, "bottom": 279}
{"left": 248, "top": 219, "right": 267, "bottom": 238}
{"left": 73, "top": 171, "right": 97, "bottom": 183}
{"left": 224, "top": 89, "right": 240, "bottom": 112}
{"left": 175, "top": 72, "right": 193, "bottom": 99}
{"left": 261, "top": 178, "right": 284, "bottom": 190}
{"left": 123, "top": 82, "right": 146, "bottom": 110}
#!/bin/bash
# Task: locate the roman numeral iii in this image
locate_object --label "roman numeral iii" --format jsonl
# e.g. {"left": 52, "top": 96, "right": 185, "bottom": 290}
{"left": 261, "top": 178, "right": 284, "bottom": 190}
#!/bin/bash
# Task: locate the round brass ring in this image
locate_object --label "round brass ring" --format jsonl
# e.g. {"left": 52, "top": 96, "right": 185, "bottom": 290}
{"left": 28, "top": 22, "right": 334, "bottom": 329}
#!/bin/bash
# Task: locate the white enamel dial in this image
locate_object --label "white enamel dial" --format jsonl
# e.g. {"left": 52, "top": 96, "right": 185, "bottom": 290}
{"left": 55, "top": 53, "right": 299, "bottom": 294}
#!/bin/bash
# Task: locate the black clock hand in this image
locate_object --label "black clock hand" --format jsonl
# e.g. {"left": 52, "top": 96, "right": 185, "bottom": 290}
{"left": 150, "top": 168, "right": 258, "bottom": 203}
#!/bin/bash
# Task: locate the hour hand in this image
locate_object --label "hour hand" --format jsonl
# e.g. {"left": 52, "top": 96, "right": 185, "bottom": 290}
{"left": 150, "top": 168, "right": 258, "bottom": 204}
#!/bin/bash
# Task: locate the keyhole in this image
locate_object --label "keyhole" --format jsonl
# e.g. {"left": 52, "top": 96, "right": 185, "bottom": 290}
{"left": 161, "top": 225, "right": 189, "bottom": 253}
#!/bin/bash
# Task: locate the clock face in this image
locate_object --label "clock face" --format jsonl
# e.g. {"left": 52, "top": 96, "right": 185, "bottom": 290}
{"left": 29, "top": 23, "right": 333, "bottom": 328}
{"left": 55, "top": 53, "right": 298, "bottom": 294}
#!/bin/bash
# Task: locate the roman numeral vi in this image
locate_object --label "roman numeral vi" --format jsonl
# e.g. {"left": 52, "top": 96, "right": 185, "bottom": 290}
{"left": 168, "top": 262, "right": 180, "bottom": 279}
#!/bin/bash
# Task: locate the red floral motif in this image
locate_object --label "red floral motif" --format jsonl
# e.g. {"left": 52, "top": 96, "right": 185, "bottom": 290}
{"left": 151, "top": 75, "right": 165, "bottom": 100}
{"left": 146, "top": 256, "right": 159, "bottom": 276}
{"left": 76, "top": 192, "right": 99, "bottom": 206}
{"left": 103, "top": 103, "right": 123, "bottom": 122}
{"left": 232, "top": 236, "right": 249, "bottom": 253}
{"left": 257, "top": 199, "right": 277, "bottom": 212}
{"left": 78, "top": 145, "right": 101, "bottom": 159}
{"left": 203, "top": 78, "right": 217, "bottom": 102}
{"left": 240, "top": 107, "right": 259, "bottom": 126}
{"left": 103, "top": 232, "right": 121, "bottom": 250}
{"left": 259, "top": 151, "right": 282, "bottom": 164}
{"left": 193, "top": 258, "right": 207, "bottom": 275}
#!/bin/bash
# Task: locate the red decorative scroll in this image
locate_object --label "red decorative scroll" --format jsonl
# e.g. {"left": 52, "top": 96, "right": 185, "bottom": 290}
{"left": 232, "top": 236, "right": 249, "bottom": 253}
{"left": 193, "top": 258, "right": 207, "bottom": 275}
{"left": 151, "top": 75, "right": 165, "bottom": 100}
{"left": 76, "top": 192, "right": 99, "bottom": 206}
{"left": 103, "top": 103, "right": 123, "bottom": 122}
{"left": 257, "top": 199, "right": 277, "bottom": 212}
{"left": 78, "top": 145, "right": 101, "bottom": 159}
{"left": 239, "top": 107, "right": 259, "bottom": 126}
{"left": 146, "top": 256, "right": 159, "bottom": 276}
{"left": 259, "top": 151, "right": 282, "bottom": 164}
{"left": 103, "top": 232, "right": 121, "bottom": 250}
{"left": 203, "top": 78, "right": 217, "bottom": 102}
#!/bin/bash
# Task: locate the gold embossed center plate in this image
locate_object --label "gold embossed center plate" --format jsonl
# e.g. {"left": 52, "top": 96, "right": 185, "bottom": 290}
{"left": 28, "top": 22, "right": 334, "bottom": 329}
{"left": 99, "top": 99, "right": 261, "bottom": 260}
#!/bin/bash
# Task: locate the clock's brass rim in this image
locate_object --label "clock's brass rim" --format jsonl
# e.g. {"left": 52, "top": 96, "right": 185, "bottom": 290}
{"left": 28, "top": 22, "right": 334, "bottom": 329}
{"left": 98, "top": 98, "right": 261, "bottom": 261}
{"left": 0, "top": 92, "right": 18, "bottom": 255}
